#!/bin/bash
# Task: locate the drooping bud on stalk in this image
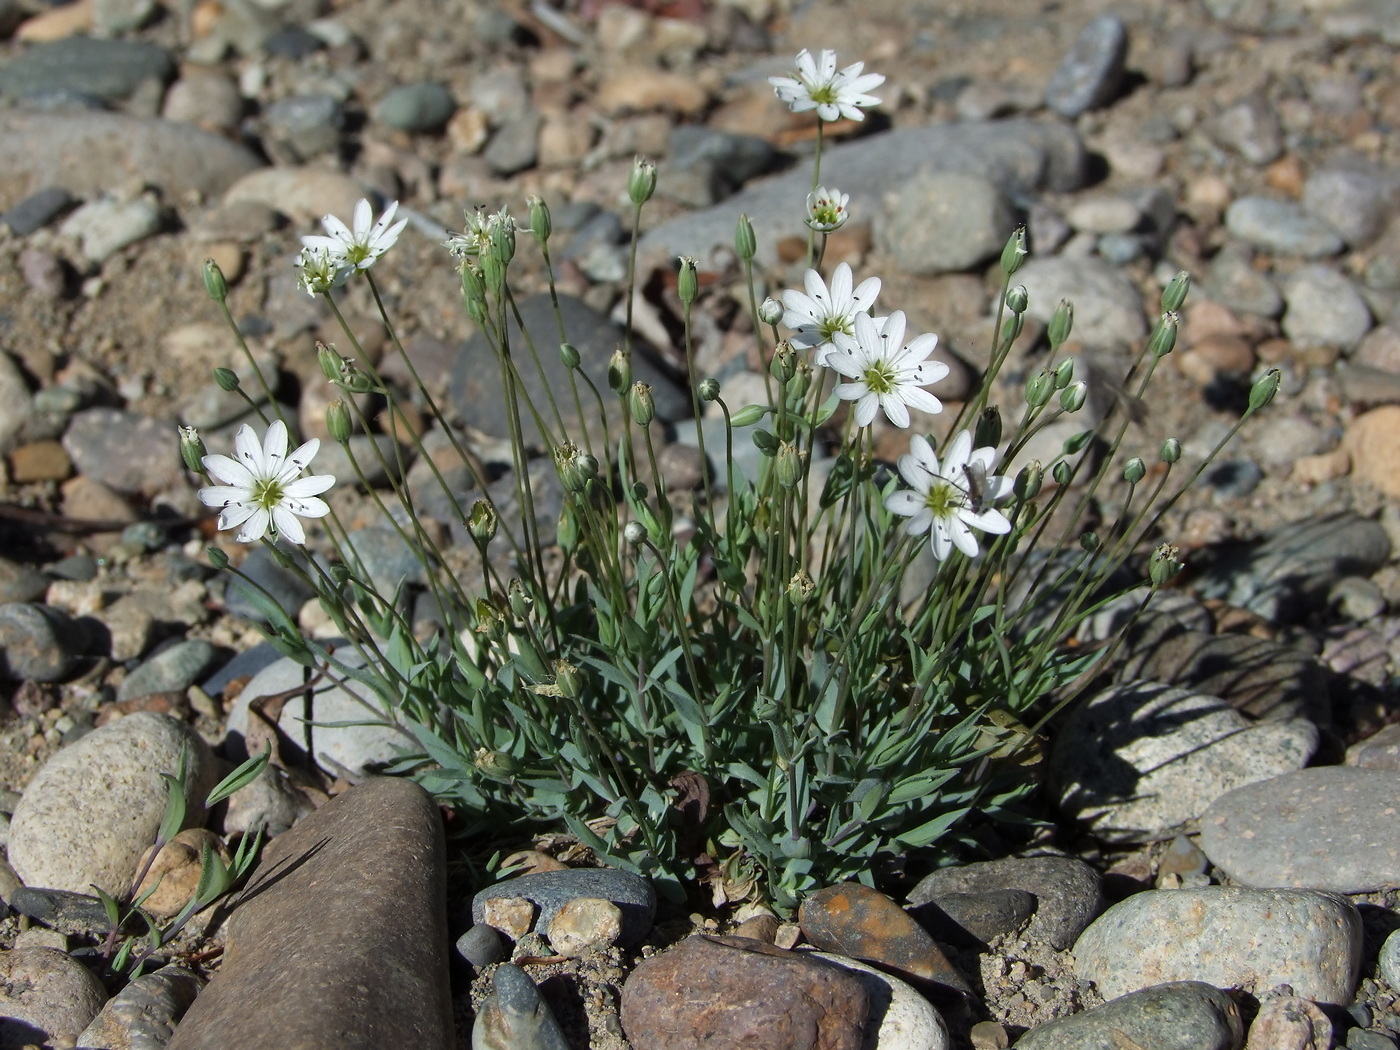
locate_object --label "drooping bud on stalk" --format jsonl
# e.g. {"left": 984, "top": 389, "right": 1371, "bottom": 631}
{"left": 467, "top": 500, "right": 497, "bottom": 545}
{"left": 1014, "top": 460, "right": 1043, "bottom": 500}
{"left": 1149, "top": 542, "right": 1184, "bottom": 586}
{"left": 206, "top": 546, "right": 230, "bottom": 570}
{"left": 1160, "top": 437, "right": 1181, "bottom": 463}
{"left": 559, "top": 342, "right": 580, "bottom": 370}
{"left": 1053, "top": 358, "right": 1075, "bottom": 389}
{"left": 628, "top": 157, "right": 657, "bottom": 207}
{"left": 698, "top": 377, "right": 721, "bottom": 402}
{"left": 1000, "top": 227, "right": 1028, "bottom": 276}
{"left": 1052, "top": 460, "right": 1073, "bottom": 486}
{"left": 623, "top": 520, "right": 648, "bottom": 546}
{"left": 758, "top": 297, "right": 784, "bottom": 326}
{"left": 751, "top": 429, "right": 779, "bottom": 456}
{"left": 1080, "top": 531, "right": 1100, "bottom": 552}
{"left": 735, "top": 214, "right": 757, "bottom": 261}
{"left": 1149, "top": 312, "right": 1179, "bottom": 358}
{"left": 1048, "top": 299, "right": 1074, "bottom": 348}
{"left": 179, "top": 426, "right": 207, "bottom": 474}
{"left": 527, "top": 196, "right": 551, "bottom": 245}
{"left": 787, "top": 569, "right": 816, "bottom": 605}
{"left": 1059, "top": 381, "right": 1087, "bottom": 413}
{"left": 473, "top": 748, "right": 518, "bottom": 780}
{"left": 203, "top": 259, "right": 228, "bottom": 303}
{"left": 318, "top": 343, "right": 344, "bottom": 382}
{"left": 1025, "top": 369, "right": 1054, "bottom": 408}
{"left": 975, "top": 406, "right": 1002, "bottom": 450}
{"left": 770, "top": 341, "right": 798, "bottom": 384}
{"left": 553, "top": 659, "right": 584, "bottom": 699}
{"left": 608, "top": 349, "right": 632, "bottom": 394}
{"left": 1160, "top": 270, "right": 1191, "bottom": 313}
{"left": 1005, "top": 284, "right": 1029, "bottom": 314}
{"left": 677, "top": 256, "right": 698, "bottom": 307}
{"left": 213, "top": 367, "right": 240, "bottom": 392}
{"left": 1248, "top": 368, "right": 1281, "bottom": 412}
{"left": 728, "top": 403, "right": 768, "bottom": 427}
{"left": 507, "top": 578, "right": 532, "bottom": 620}
{"left": 325, "top": 399, "right": 353, "bottom": 444}
{"left": 557, "top": 444, "right": 600, "bottom": 494}
{"left": 775, "top": 441, "right": 805, "bottom": 489}
{"left": 628, "top": 382, "right": 656, "bottom": 427}
{"left": 1123, "top": 457, "right": 1146, "bottom": 484}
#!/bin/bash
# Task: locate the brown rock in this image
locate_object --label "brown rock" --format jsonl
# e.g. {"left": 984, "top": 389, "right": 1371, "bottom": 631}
{"left": 9, "top": 440, "right": 72, "bottom": 483}
{"left": 166, "top": 778, "right": 453, "bottom": 1050}
{"left": 481, "top": 896, "right": 536, "bottom": 941}
{"left": 595, "top": 69, "right": 709, "bottom": 116}
{"left": 1345, "top": 406, "right": 1400, "bottom": 499}
{"left": 134, "top": 828, "right": 229, "bottom": 919}
{"left": 0, "top": 947, "right": 108, "bottom": 1045}
{"left": 1243, "top": 994, "right": 1331, "bottom": 1050}
{"left": 799, "top": 883, "right": 971, "bottom": 996}
{"left": 621, "top": 934, "right": 869, "bottom": 1050}
{"left": 1177, "top": 334, "right": 1256, "bottom": 386}
{"left": 1293, "top": 448, "right": 1351, "bottom": 486}
{"left": 16, "top": 0, "right": 93, "bottom": 41}
{"left": 1265, "top": 155, "right": 1307, "bottom": 198}
{"left": 545, "top": 896, "right": 623, "bottom": 956}
{"left": 1346, "top": 723, "right": 1400, "bottom": 770}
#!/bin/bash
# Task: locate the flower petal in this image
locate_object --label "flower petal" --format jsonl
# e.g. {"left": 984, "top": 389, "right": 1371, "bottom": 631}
{"left": 271, "top": 505, "right": 307, "bottom": 545}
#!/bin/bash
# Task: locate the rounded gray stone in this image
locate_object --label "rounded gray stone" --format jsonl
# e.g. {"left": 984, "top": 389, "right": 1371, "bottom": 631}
{"left": 1303, "top": 167, "right": 1394, "bottom": 248}
{"left": 61, "top": 408, "right": 186, "bottom": 497}
{"left": 8, "top": 712, "right": 218, "bottom": 895}
{"left": 1016, "top": 256, "right": 1147, "bottom": 347}
{"left": 456, "top": 924, "right": 505, "bottom": 968}
{"left": 375, "top": 82, "right": 456, "bottom": 132}
{"left": 1015, "top": 981, "right": 1242, "bottom": 1050}
{"left": 117, "top": 639, "right": 219, "bottom": 702}
{"left": 0, "top": 351, "right": 35, "bottom": 452}
{"left": 1283, "top": 265, "right": 1374, "bottom": 351}
{"left": 0, "top": 559, "right": 47, "bottom": 604}
{"left": 1199, "top": 766, "right": 1400, "bottom": 893}
{"left": 1209, "top": 97, "right": 1283, "bottom": 166}
{"left": 1051, "top": 681, "right": 1317, "bottom": 844}
{"left": 264, "top": 94, "right": 344, "bottom": 161}
{"left": 882, "top": 171, "right": 1016, "bottom": 275}
{"left": 484, "top": 112, "right": 543, "bottom": 176}
{"left": 76, "top": 963, "right": 201, "bottom": 1050}
{"left": 473, "top": 868, "right": 657, "bottom": 948}
{"left": 0, "top": 602, "right": 82, "bottom": 682}
{"left": 907, "top": 855, "right": 1101, "bottom": 951}
{"left": 1072, "top": 887, "right": 1362, "bottom": 1005}
{"left": 1225, "top": 197, "right": 1344, "bottom": 258}
{"left": 804, "top": 952, "right": 950, "bottom": 1050}
{"left": 0, "top": 37, "right": 174, "bottom": 103}
{"left": 1379, "top": 928, "right": 1400, "bottom": 991}
{"left": 0, "top": 947, "right": 108, "bottom": 1046}
{"left": 58, "top": 195, "right": 163, "bottom": 264}
{"left": 224, "top": 653, "right": 417, "bottom": 779}
{"left": 1044, "top": 15, "right": 1128, "bottom": 118}
{"left": 1205, "top": 244, "right": 1283, "bottom": 318}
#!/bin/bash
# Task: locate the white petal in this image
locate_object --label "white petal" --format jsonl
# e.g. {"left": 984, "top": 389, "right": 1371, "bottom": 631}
{"left": 943, "top": 431, "right": 974, "bottom": 474}
{"left": 962, "top": 507, "right": 1012, "bottom": 535}
{"left": 828, "top": 263, "right": 853, "bottom": 308}
{"left": 845, "top": 72, "right": 886, "bottom": 95}
{"left": 322, "top": 213, "right": 354, "bottom": 244}
{"left": 949, "top": 517, "right": 980, "bottom": 557}
{"left": 285, "top": 495, "right": 330, "bottom": 518}
{"left": 219, "top": 502, "right": 258, "bottom": 531}
{"left": 833, "top": 379, "right": 866, "bottom": 401}
{"left": 901, "top": 387, "right": 943, "bottom": 416}
{"left": 912, "top": 360, "right": 951, "bottom": 386}
{"left": 200, "top": 454, "right": 255, "bottom": 489}
{"left": 929, "top": 522, "right": 952, "bottom": 559}
{"left": 782, "top": 290, "right": 822, "bottom": 326}
{"left": 880, "top": 310, "right": 907, "bottom": 350}
{"left": 283, "top": 437, "right": 320, "bottom": 475}
{"left": 853, "top": 394, "right": 878, "bottom": 427}
{"left": 816, "top": 50, "right": 837, "bottom": 82}
{"left": 352, "top": 199, "right": 373, "bottom": 239}
{"left": 851, "top": 276, "right": 881, "bottom": 311}
{"left": 284, "top": 474, "right": 335, "bottom": 498}
{"left": 884, "top": 490, "right": 924, "bottom": 516}
{"left": 879, "top": 395, "right": 910, "bottom": 428}
{"left": 271, "top": 505, "right": 306, "bottom": 545}
{"left": 906, "top": 434, "right": 940, "bottom": 477}
{"left": 261, "top": 420, "right": 290, "bottom": 473}
{"left": 236, "top": 507, "right": 271, "bottom": 543}
{"left": 816, "top": 102, "right": 841, "bottom": 122}
{"left": 795, "top": 49, "right": 818, "bottom": 82}
{"left": 233, "top": 425, "right": 266, "bottom": 474}
{"left": 825, "top": 351, "right": 861, "bottom": 378}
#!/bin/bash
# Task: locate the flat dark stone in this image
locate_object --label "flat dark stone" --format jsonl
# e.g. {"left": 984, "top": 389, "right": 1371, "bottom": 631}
{"left": 166, "top": 778, "right": 453, "bottom": 1050}
{"left": 0, "top": 37, "right": 175, "bottom": 103}
{"left": 472, "top": 866, "right": 656, "bottom": 948}
{"left": 7, "top": 886, "right": 112, "bottom": 933}
{"left": 1, "top": 187, "right": 74, "bottom": 235}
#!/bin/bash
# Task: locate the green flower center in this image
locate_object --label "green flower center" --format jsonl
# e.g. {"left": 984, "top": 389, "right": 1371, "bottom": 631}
{"left": 819, "top": 316, "right": 852, "bottom": 342}
{"left": 923, "top": 480, "right": 966, "bottom": 518}
{"left": 252, "top": 477, "right": 286, "bottom": 510}
{"left": 861, "top": 362, "right": 898, "bottom": 396}
{"left": 809, "top": 83, "right": 839, "bottom": 105}
{"left": 811, "top": 203, "right": 842, "bottom": 227}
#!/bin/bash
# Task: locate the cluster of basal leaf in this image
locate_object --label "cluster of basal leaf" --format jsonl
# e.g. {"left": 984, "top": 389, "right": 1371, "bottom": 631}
{"left": 191, "top": 55, "right": 1281, "bottom": 913}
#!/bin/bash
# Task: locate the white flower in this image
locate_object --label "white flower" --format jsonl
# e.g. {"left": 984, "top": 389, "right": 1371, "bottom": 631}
{"left": 884, "top": 430, "right": 1013, "bottom": 559}
{"left": 444, "top": 205, "right": 518, "bottom": 259}
{"left": 781, "top": 261, "right": 881, "bottom": 366}
{"left": 768, "top": 48, "right": 885, "bottom": 122}
{"left": 826, "top": 310, "right": 948, "bottom": 428}
{"left": 806, "top": 186, "right": 849, "bottom": 232}
{"left": 198, "top": 420, "right": 335, "bottom": 545}
{"left": 301, "top": 198, "right": 406, "bottom": 273}
{"left": 295, "top": 244, "right": 352, "bottom": 297}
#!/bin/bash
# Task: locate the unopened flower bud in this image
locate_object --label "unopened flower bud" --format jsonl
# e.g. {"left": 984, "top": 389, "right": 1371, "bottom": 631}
{"left": 975, "top": 406, "right": 1002, "bottom": 450}
{"left": 553, "top": 660, "right": 584, "bottom": 699}
{"left": 623, "top": 520, "right": 648, "bottom": 546}
{"left": 728, "top": 403, "right": 768, "bottom": 427}
{"left": 775, "top": 441, "right": 804, "bottom": 489}
{"left": 460, "top": 261, "right": 487, "bottom": 321}
{"left": 473, "top": 748, "right": 518, "bottom": 780}
{"left": 1001, "top": 313, "right": 1024, "bottom": 345}
{"left": 1161, "top": 270, "right": 1191, "bottom": 313}
{"left": 628, "top": 382, "right": 655, "bottom": 426}
{"left": 788, "top": 359, "right": 813, "bottom": 399}
{"left": 559, "top": 342, "right": 580, "bottom": 369}
{"left": 1059, "top": 381, "right": 1087, "bottom": 413}
{"left": 467, "top": 500, "right": 497, "bottom": 545}
{"left": 317, "top": 343, "right": 344, "bottom": 382}
{"left": 751, "top": 429, "right": 779, "bottom": 456}
{"left": 770, "top": 341, "right": 798, "bottom": 384}
{"left": 608, "top": 348, "right": 632, "bottom": 394}
{"left": 203, "top": 258, "right": 228, "bottom": 303}
{"left": 1248, "top": 368, "right": 1281, "bottom": 412}
{"left": 1053, "top": 358, "right": 1075, "bottom": 389}
{"left": 336, "top": 360, "right": 375, "bottom": 395}
{"left": 1160, "top": 437, "right": 1182, "bottom": 463}
{"left": 1048, "top": 299, "right": 1074, "bottom": 348}
{"left": 1025, "top": 370, "right": 1054, "bottom": 408}
{"left": 698, "top": 377, "right": 721, "bottom": 402}
{"left": 213, "top": 367, "right": 240, "bottom": 392}
{"left": 491, "top": 215, "right": 515, "bottom": 265}
{"left": 206, "top": 545, "right": 229, "bottom": 570}
{"left": 1052, "top": 460, "right": 1073, "bottom": 486}
{"left": 758, "top": 297, "right": 784, "bottom": 326}
{"left": 628, "top": 156, "right": 657, "bottom": 206}
{"left": 555, "top": 504, "right": 578, "bottom": 549}
{"left": 1001, "top": 227, "right": 1028, "bottom": 276}
{"left": 325, "top": 399, "right": 353, "bottom": 444}
{"left": 179, "top": 426, "right": 206, "bottom": 474}
{"left": 556, "top": 445, "right": 599, "bottom": 493}
{"left": 507, "top": 578, "right": 532, "bottom": 619}
{"left": 735, "top": 214, "right": 756, "bottom": 261}
{"left": 787, "top": 569, "right": 815, "bottom": 604}
{"left": 1149, "top": 542, "right": 1184, "bottom": 586}
{"left": 1014, "top": 460, "right": 1043, "bottom": 500}
{"left": 480, "top": 252, "right": 506, "bottom": 293}
{"left": 1123, "top": 457, "right": 1146, "bottom": 484}
{"left": 1148, "top": 312, "right": 1179, "bottom": 358}
{"left": 1005, "top": 284, "right": 1029, "bottom": 314}
{"left": 677, "top": 256, "right": 698, "bottom": 307}
{"left": 527, "top": 196, "right": 551, "bottom": 244}
{"left": 1080, "top": 531, "right": 1100, "bottom": 552}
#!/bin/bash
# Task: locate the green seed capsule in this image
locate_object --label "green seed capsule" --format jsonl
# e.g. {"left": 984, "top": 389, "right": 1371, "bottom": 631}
{"left": 735, "top": 214, "right": 757, "bottom": 261}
